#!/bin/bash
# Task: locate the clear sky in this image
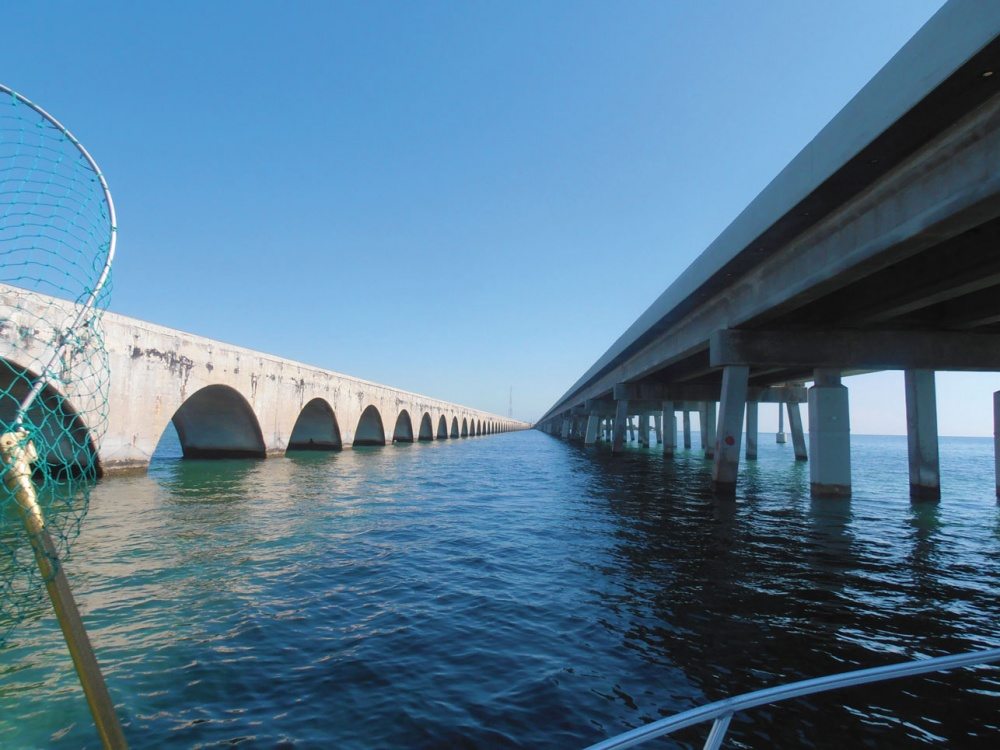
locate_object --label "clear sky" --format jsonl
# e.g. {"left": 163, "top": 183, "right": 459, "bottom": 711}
{"left": 6, "top": 0, "right": 995, "bottom": 434}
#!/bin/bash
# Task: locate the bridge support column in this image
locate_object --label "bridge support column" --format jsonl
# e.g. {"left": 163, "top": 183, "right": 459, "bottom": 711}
{"left": 712, "top": 366, "right": 749, "bottom": 495}
{"left": 905, "top": 369, "right": 941, "bottom": 501}
{"left": 788, "top": 402, "right": 807, "bottom": 461}
{"left": 584, "top": 414, "right": 600, "bottom": 445}
{"left": 682, "top": 411, "right": 692, "bottom": 449}
{"left": 612, "top": 400, "right": 629, "bottom": 453}
{"left": 701, "top": 402, "right": 717, "bottom": 459}
{"left": 746, "top": 402, "right": 758, "bottom": 460}
{"left": 808, "top": 370, "right": 851, "bottom": 498}
{"left": 627, "top": 417, "right": 636, "bottom": 442}
{"left": 662, "top": 403, "right": 676, "bottom": 457}
{"left": 560, "top": 419, "right": 570, "bottom": 439}
{"left": 776, "top": 403, "right": 787, "bottom": 444}
{"left": 994, "top": 391, "right": 1000, "bottom": 499}
{"left": 654, "top": 415, "right": 663, "bottom": 444}
{"left": 638, "top": 415, "right": 649, "bottom": 447}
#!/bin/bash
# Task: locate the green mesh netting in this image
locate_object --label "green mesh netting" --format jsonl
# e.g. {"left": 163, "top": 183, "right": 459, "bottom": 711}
{"left": 0, "top": 84, "right": 114, "bottom": 644}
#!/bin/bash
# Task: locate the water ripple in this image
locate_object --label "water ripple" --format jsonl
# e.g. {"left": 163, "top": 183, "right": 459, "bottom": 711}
{"left": 0, "top": 433, "right": 998, "bottom": 747}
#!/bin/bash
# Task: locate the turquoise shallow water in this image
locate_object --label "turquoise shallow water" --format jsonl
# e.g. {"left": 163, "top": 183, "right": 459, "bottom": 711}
{"left": 0, "top": 431, "right": 998, "bottom": 748}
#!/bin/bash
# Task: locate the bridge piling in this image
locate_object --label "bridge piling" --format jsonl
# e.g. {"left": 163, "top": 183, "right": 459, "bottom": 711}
{"left": 612, "top": 400, "right": 629, "bottom": 453}
{"left": 701, "top": 402, "right": 717, "bottom": 459}
{"left": 638, "top": 415, "right": 649, "bottom": 447}
{"left": 712, "top": 366, "right": 749, "bottom": 495}
{"left": 745, "top": 402, "right": 759, "bottom": 460}
{"left": 584, "top": 414, "right": 600, "bottom": 445}
{"left": 663, "top": 404, "right": 676, "bottom": 457}
{"left": 787, "top": 402, "right": 808, "bottom": 461}
{"left": 994, "top": 391, "right": 999, "bottom": 499}
{"left": 683, "top": 411, "right": 692, "bottom": 449}
{"left": 808, "top": 370, "right": 851, "bottom": 498}
{"left": 905, "top": 369, "right": 941, "bottom": 501}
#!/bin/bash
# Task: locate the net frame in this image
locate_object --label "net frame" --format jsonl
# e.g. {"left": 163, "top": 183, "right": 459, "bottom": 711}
{"left": 1, "top": 82, "right": 117, "bottom": 639}
{"left": 0, "top": 82, "right": 117, "bottom": 417}
{"left": 0, "top": 83, "right": 126, "bottom": 747}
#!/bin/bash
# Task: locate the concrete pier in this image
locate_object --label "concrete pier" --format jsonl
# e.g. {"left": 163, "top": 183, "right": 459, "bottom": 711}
{"left": 776, "top": 404, "right": 786, "bottom": 444}
{"left": 682, "top": 411, "right": 692, "bottom": 449}
{"left": 745, "top": 402, "right": 758, "bottom": 460}
{"left": 612, "top": 399, "right": 629, "bottom": 453}
{"left": 584, "top": 414, "right": 600, "bottom": 445}
{"left": 662, "top": 403, "right": 676, "bottom": 457}
{"left": 788, "top": 402, "right": 807, "bottom": 461}
{"left": 638, "top": 414, "right": 649, "bottom": 447}
{"left": 995, "top": 391, "right": 999, "bottom": 499}
{"left": 712, "top": 366, "right": 749, "bottom": 494}
{"left": 654, "top": 415, "right": 662, "bottom": 445}
{"left": 905, "top": 369, "right": 941, "bottom": 501}
{"left": 702, "top": 402, "right": 717, "bottom": 459}
{"left": 808, "top": 370, "right": 851, "bottom": 498}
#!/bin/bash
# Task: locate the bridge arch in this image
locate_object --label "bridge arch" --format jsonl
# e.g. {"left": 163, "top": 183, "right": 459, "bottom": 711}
{"left": 477, "top": 420, "right": 482, "bottom": 436}
{"left": 288, "top": 398, "right": 341, "bottom": 451}
{"left": 354, "top": 404, "right": 386, "bottom": 446}
{"left": 418, "top": 412, "right": 434, "bottom": 441}
{"left": 450, "top": 416, "right": 460, "bottom": 438}
{"left": 170, "top": 384, "right": 265, "bottom": 459}
{"left": 0, "top": 358, "right": 101, "bottom": 477}
{"left": 437, "top": 414, "right": 449, "bottom": 439}
{"left": 392, "top": 409, "right": 414, "bottom": 443}
{"left": 461, "top": 417, "right": 469, "bottom": 437}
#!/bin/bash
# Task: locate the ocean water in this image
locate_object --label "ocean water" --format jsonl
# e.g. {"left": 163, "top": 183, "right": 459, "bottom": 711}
{"left": 0, "top": 431, "right": 997, "bottom": 748}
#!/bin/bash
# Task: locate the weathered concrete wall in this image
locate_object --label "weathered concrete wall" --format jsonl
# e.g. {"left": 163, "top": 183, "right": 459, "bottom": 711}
{"left": 0, "top": 284, "right": 528, "bottom": 474}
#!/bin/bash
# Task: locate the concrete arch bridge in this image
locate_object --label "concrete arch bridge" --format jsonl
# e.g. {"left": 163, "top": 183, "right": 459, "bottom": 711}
{"left": 0, "top": 284, "right": 528, "bottom": 475}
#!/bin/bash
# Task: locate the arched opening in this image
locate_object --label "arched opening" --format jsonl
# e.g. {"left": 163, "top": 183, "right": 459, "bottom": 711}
{"left": 392, "top": 410, "right": 414, "bottom": 443}
{"left": 354, "top": 405, "right": 386, "bottom": 446}
{"left": 461, "top": 418, "right": 469, "bottom": 437}
{"left": 288, "top": 398, "right": 341, "bottom": 451}
{"left": 170, "top": 384, "right": 266, "bottom": 459}
{"left": 418, "top": 412, "right": 434, "bottom": 441}
{"left": 476, "top": 420, "right": 482, "bottom": 436}
{"left": 0, "top": 358, "right": 101, "bottom": 478}
{"left": 450, "top": 416, "right": 460, "bottom": 438}
{"left": 437, "top": 414, "right": 449, "bottom": 439}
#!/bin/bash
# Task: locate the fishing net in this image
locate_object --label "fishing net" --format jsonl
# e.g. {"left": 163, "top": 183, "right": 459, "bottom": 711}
{"left": 0, "top": 84, "right": 115, "bottom": 644}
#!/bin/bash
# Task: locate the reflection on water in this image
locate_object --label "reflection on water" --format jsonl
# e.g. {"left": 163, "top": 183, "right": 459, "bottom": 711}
{"left": 0, "top": 432, "right": 997, "bottom": 748}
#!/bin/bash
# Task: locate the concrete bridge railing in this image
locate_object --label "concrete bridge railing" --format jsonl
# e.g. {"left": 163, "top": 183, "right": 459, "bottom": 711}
{"left": 0, "top": 284, "right": 528, "bottom": 475}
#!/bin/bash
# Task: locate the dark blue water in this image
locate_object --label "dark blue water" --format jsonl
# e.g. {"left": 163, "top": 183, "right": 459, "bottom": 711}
{"left": 0, "top": 431, "right": 997, "bottom": 748}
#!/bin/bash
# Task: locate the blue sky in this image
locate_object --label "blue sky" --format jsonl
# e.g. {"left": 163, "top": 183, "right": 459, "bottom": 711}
{"left": 7, "top": 0, "right": 995, "bottom": 434}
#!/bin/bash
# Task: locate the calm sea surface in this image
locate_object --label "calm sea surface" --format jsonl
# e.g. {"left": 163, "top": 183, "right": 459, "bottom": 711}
{"left": 0, "top": 430, "right": 998, "bottom": 748}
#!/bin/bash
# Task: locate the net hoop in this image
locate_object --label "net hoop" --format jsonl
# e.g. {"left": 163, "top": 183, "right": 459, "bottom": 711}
{"left": 0, "top": 83, "right": 117, "bottom": 418}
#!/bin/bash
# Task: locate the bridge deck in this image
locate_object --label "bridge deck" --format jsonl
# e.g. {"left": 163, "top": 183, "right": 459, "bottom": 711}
{"left": 542, "top": 0, "right": 1000, "bottom": 420}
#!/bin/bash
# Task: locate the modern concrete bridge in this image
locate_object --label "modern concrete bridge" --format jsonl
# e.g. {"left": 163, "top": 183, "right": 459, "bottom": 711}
{"left": 538, "top": 0, "right": 1000, "bottom": 500}
{"left": 0, "top": 284, "right": 527, "bottom": 475}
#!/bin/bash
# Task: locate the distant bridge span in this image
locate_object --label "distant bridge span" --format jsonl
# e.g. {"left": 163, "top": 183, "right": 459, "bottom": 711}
{"left": 0, "top": 284, "right": 528, "bottom": 475}
{"left": 538, "top": 1, "right": 1000, "bottom": 500}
